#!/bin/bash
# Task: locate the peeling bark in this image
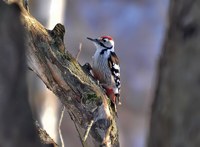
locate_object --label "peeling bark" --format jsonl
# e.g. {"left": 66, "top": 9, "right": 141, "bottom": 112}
{"left": 148, "top": 0, "right": 200, "bottom": 147}
{"left": 6, "top": 0, "right": 119, "bottom": 146}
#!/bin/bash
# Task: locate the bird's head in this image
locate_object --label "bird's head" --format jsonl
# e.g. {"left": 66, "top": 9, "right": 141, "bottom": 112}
{"left": 87, "top": 36, "right": 114, "bottom": 50}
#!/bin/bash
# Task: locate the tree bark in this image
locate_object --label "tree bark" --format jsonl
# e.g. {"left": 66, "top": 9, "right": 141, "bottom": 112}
{"left": 148, "top": 0, "right": 200, "bottom": 147}
{"left": 5, "top": 0, "right": 119, "bottom": 146}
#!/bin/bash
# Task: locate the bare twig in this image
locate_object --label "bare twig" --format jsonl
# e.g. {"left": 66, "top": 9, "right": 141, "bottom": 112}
{"left": 59, "top": 105, "right": 65, "bottom": 147}
{"left": 82, "top": 120, "right": 94, "bottom": 142}
{"left": 76, "top": 43, "right": 82, "bottom": 61}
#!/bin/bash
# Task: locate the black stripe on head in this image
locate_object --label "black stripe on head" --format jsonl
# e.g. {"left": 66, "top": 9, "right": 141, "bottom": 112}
{"left": 99, "top": 42, "right": 112, "bottom": 50}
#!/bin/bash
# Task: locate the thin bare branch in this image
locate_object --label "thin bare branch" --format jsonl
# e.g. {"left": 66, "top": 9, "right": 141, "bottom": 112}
{"left": 82, "top": 120, "right": 94, "bottom": 142}
{"left": 76, "top": 43, "right": 82, "bottom": 61}
{"left": 59, "top": 105, "right": 65, "bottom": 147}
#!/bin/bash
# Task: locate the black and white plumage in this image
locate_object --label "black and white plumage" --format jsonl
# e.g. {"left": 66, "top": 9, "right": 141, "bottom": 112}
{"left": 87, "top": 36, "right": 121, "bottom": 115}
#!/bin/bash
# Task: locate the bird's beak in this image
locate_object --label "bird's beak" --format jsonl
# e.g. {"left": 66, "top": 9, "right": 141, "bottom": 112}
{"left": 87, "top": 37, "right": 99, "bottom": 44}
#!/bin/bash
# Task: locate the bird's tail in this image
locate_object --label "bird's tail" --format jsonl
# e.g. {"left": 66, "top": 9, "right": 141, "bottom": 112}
{"left": 115, "top": 94, "right": 121, "bottom": 105}
{"left": 111, "top": 102, "right": 118, "bottom": 117}
{"left": 111, "top": 94, "right": 121, "bottom": 117}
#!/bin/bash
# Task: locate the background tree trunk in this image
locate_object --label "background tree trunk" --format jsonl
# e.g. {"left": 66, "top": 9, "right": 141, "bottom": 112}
{"left": 0, "top": 1, "right": 52, "bottom": 147}
{"left": 148, "top": 0, "right": 200, "bottom": 147}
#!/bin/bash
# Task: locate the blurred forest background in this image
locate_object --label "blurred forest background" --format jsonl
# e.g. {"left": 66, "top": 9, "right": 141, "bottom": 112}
{"left": 27, "top": 0, "right": 169, "bottom": 146}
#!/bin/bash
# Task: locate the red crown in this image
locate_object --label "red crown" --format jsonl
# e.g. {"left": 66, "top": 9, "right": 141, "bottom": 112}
{"left": 101, "top": 36, "right": 113, "bottom": 41}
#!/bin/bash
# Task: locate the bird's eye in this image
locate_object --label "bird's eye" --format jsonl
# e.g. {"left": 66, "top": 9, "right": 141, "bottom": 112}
{"left": 102, "top": 39, "right": 106, "bottom": 42}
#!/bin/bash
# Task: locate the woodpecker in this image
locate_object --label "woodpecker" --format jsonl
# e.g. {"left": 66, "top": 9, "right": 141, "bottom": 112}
{"left": 87, "top": 36, "right": 121, "bottom": 115}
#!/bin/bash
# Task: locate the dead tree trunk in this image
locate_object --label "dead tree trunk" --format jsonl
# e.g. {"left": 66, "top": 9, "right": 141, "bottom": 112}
{"left": 5, "top": 0, "right": 119, "bottom": 147}
{"left": 148, "top": 0, "right": 200, "bottom": 147}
